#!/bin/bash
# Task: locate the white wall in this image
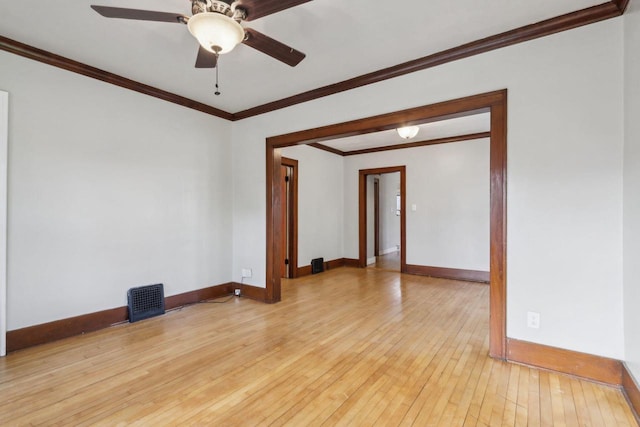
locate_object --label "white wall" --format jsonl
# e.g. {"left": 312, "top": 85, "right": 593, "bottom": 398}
{"left": 366, "top": 175, "right": 375, "bottom": 263}
{"left": 1, "top": 52, "right": 233, "bottom": 330}
{"left": 624, "top": 0, "right": 640, "bottom": 382}
{"left": 344, "top": 141, "right": 489, "bottom": 271}
{"left": 232, "top": 19, "right": 624, "bottom": 358}
{"left": 379, "top": 172, "right": 400, "bottom": 254}
{"left": 280, "top": 144, "right": 344, "bottom": 268}
{"left": 0, "top": 91, "right": 8, "bottom": 355}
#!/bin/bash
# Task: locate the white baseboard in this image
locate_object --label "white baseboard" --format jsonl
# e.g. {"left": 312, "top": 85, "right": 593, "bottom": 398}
{"left": 380, "top": 247, "right": 399, "bottom": 255}
{"left": 367, "top": 257, "right": 376, "bottom": 265}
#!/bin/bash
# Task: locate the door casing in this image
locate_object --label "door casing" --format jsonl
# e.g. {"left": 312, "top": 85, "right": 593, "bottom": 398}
{"left": 266, "top": 90, "right": 507, "bottom": 359}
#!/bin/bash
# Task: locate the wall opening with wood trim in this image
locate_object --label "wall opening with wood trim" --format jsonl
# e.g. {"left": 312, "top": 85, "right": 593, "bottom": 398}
{"left": 267, "top": 90, "right": 507, "bottom": 359}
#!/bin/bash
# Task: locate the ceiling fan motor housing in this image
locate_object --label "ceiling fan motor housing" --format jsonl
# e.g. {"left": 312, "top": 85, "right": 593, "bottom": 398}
{"left": 192, "top": 0, "right": 244, "bottom": 19}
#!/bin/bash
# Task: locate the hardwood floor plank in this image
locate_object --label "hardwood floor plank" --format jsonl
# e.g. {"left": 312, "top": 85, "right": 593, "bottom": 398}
{"left": 569, "top": 377, "right": 590, "bottom": 427}
{"left": 0, "top": 267, "right": 636, "bottom": 426}
{"left": 582, "top": 380, "right": 608, "bottom": 426}
{"left": 526, "top": 369, "right": 541, "bottom": 427}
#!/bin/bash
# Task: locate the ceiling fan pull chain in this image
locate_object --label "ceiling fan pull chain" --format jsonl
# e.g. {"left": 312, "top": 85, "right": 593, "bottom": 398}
{"left": 214, "top": 54, "right": 221, "bottom": 96}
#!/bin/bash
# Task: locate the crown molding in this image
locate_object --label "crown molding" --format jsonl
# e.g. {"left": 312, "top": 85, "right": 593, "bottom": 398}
{"left": 0, "top": 1, "right": 627, "bottom": 122}
{"left": 233, "top": 1, "right": 623, "bottom": 119}
{"left": 0, "top": 35, "right": 234, "bottom": 121}
{"left": 308, "top": 132, "right": 491, "bottom": 157}
{"left": 613, "top": 0, "right": 631, "bottom": 13}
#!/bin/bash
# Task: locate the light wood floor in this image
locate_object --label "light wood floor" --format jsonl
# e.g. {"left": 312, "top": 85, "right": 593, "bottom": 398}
{"left": 0, "top": 268, "right": 637, "bottom": 426}
{"left": 370, "top": 251, "right": 401, "bottom": 271}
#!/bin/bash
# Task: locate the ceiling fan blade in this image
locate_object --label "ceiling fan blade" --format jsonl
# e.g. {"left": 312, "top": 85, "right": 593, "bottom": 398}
{"left": 234, "top": 0, "right": 311, "bottom": 21}
{"left": 243, "top": 28, "right": 305, "bottom": 67}
{"left": 195, "top": 46, "right": 218, "bottom": 68}
{"left": 90, "top": 6, "right": 186, "bottom": 23}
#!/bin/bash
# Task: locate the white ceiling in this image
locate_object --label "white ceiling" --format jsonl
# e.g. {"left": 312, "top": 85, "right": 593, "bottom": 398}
{"left": 321, "top": 113, "right": 491, "bottom": 153}
{"left": 0, "top": 0, "right": 603, "bottom": 113}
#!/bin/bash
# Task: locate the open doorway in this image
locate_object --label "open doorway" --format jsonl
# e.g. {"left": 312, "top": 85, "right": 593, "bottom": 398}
{"left": 368, "top": 172, "right": 401, "bottom": 271}
{"left": 266, "top": 90, "right": 507, "bottom": 359}
{"left": 280, "top": 157, "right": 298, "bottom": 279}
{"left": 359, "top": 167, "right": 406, "bottom": 272}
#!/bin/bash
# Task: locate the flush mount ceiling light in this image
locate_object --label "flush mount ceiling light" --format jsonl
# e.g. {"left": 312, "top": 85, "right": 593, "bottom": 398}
{"left": 396, "top": 126, "right": 420, "bottom": 140}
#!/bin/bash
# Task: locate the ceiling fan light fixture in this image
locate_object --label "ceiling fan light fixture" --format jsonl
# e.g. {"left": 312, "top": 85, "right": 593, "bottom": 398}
{"left": 396, "top": 126, "right": 420, "bottom": 140}
{"left": 187, "top": 12, "right": 245, "bottom": 54}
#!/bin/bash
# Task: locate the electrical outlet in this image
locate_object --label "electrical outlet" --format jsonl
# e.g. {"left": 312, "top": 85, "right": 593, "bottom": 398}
{"left": 241, "top": 268, "right": 252, "bottom": 278}
{"left": 527, "top": 311, "right": 540, "bottom": 329}
{"left": 234, "top": 288, "right": 241, "bottom": 297}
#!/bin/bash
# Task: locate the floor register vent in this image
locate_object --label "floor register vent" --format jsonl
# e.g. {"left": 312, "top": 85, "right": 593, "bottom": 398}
{"left": 127, "top": 283, "right": 165, "bottom": 323}
{"left": 311, "top": 258, "right": 324, "bottom": 274}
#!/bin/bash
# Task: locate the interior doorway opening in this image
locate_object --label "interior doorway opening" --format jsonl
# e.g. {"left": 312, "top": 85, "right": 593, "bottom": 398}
{"left": 359, "top": 167, "right": 406, "bottom": 272}
{"left": 367, "top": 172, "right": 402, "bottom": 272}
{"left": 280, "top": 157, "right": 298, "bottom": 279}
{"left": 266, "top": 90, "right": 507, "bottom": 359}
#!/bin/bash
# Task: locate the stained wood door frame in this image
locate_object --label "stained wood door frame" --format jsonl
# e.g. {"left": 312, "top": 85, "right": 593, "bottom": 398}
{"left": 266, "top": 90, "right": 507, "bottom": 359}
{"left": 373, "top": 177, "right": 380, "bottom": 257}
{"left": 360, "top": 168, "right": 406, "bottom": 271}
{"left": 281, "top": 157, "right": 298, "bottom": 279}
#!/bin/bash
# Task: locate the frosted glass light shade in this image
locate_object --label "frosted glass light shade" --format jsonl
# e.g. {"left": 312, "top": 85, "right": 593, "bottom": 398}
{"left": 187, "top": 13, "right": 245, "bottom": 54}
{"left": 396, "top": 126, "right": 420, "bottom": 139}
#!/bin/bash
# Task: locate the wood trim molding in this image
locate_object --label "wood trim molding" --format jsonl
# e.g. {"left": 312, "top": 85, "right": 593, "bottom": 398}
{"left": 6, "top": 283, "right": 233, "bottom": 353}
{"left": 164, "top": 283, "right": 233, "bottom": 310}
{"left": 2, "top": 3, "right": 627, "bottom": 121}
{"left": 308, "top": 132, "right": 491, "bottom": 157}
{"left": 6, "top": 307, "right": 127, "bottom": 354}
{"left": 613, "top": 0, "right": 630, "bottom": 13}
{"left": 267, "top": 90, "right": 508, "bottom": 359}
{"left": 507, "top": 338, "right": 623, "bottom": 385}
{"left": 297, "top": 265, "right": 312, "bottom": 277}
{"left": 295, "top": 257, "right": 352, "bottom": 277}
{"left": 326, "top": 258, "right": 346, "bottom": 270}
{"left": 343, "top": 258, "right": 360, "bottom": 267}
{"left": 234, "top": 2, "right": 622, "bottom": 120}
{"left": 344, "top": 132, "right": 491, "bottom": 156}
{"left": 405, "top": 264, "right": 490, "bottom": 283}
{"left": 0, "top": 35, "right": 234, "bottom": 121}
{"left": 232, "top": 282, "right": 267, "bottom": 302}
{"left": 489, "top": 94, "right": 508, "bottom": 360}
{"left": 622, "top": 364, "right": 640, "bottom": 424}
{"left": 307, "top": 143, "right": 346, "bottom": 156}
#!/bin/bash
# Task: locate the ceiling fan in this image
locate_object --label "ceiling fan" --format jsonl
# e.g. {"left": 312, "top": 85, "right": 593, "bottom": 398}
{"left": 90, "top": 0, "right": 309, "bottom": 69}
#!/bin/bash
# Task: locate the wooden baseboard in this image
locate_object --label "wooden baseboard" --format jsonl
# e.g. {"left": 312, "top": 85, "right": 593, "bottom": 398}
{"left": 405, "top": 264, "right": 490, "bottom": 283}
{"left": 326, "top": 258, "right": 345, "bottom": 270}
{"left": 622, "top": 364, "right": 640, "bottom": 424}
{"left": 6, "top": 306, "right": 128, "bottom": 354}
{"left": 295, "top": 257, "right": 350, "bottom": 278}
{"left": 343, "top": 258, "right": 360, "bottom": 267}
{"left": 297, "top": 265, "right": 312, "bottom": 277}
{"left": 6, "top": 282, "right": 233, "bottom": 353}
{"left": 165, "top": 283, "right": 233, "bottom": 310}
{"left": 232, "top": 282, "right": 267, "bottom": 302}
{"left": 506, "top": 338, "right": 622, "bottom": 385}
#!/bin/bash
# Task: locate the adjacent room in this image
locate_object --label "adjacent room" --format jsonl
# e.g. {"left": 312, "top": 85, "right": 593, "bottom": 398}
{"left": 1, "top": 0, "right": 639, "bottom": 424}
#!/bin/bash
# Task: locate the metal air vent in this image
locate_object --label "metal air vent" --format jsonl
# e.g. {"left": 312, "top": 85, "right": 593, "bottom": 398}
{"left": 127, "top": 283, "right": 165, "bottom": 323}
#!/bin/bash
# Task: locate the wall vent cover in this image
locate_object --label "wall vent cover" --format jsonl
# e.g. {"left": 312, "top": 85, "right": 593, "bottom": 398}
{"left": 311, "top": 258, "right": 324, "bottom": 274}
{"left": 127, "top": 283, "right": 165, "bottom": 323}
